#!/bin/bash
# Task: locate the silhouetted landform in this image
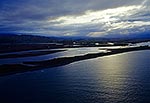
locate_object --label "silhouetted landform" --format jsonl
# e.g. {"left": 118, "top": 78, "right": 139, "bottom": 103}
{"left": 0, "top": 44, "right": 65, "bottom": 53}
{"left": 0, "top": 34, "right": 150, "bottom": 53}
{"left": 0, "top": 43, "right": 127, "bottom": 53}
{"left": 0, "top": 34, "right": 63, "bottom": 43}
{"left": 0, "top": 50, "right": 66, "bottom": 59}
{"left": 0, "top": 34, "right": 150, "bottom": 44}
{"left": 0, "top": 46, "right": 150, "bottom": 76}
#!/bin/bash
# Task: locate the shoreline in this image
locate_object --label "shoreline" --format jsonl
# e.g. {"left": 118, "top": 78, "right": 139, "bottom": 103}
{"left": 0, "top": 46, "right": 150, "bottom": 76}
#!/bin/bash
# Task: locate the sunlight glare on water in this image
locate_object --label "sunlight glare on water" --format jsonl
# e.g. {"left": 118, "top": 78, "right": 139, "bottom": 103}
{"left": 0, "top": 50, "right": 150, "bottom": 103}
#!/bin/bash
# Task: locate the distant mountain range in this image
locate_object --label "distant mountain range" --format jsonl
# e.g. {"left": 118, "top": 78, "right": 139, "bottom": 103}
{"left": 0, "top": 33, "right": 150, "bottom": 44}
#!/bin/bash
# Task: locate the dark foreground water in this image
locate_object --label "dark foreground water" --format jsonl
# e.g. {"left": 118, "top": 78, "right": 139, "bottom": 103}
{"left": 0, "top": 50, "right": 150, "bottom": 103}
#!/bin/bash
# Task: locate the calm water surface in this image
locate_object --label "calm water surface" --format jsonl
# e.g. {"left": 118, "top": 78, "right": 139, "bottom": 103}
{"left": 0, "top": 50, "right": 150, "bottom": 103}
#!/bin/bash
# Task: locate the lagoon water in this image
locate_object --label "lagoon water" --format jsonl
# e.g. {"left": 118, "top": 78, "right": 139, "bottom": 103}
{"left": 0, "top": 47, "right": 105, "bottom": 64}
{"left": 0, "top": 50, "right": 150, "bottom": 103}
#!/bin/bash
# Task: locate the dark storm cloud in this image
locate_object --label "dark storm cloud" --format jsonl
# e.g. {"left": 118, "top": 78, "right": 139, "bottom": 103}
{"left": 0, "top": 0, "right": 149, "bottom": 37}
{"left": 0, "top": 0, "right": 142, "bottom": 20}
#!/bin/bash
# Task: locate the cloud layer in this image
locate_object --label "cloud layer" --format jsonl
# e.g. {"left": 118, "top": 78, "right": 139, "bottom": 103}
{"left": 0, "top": 0, "right": 149, "bottom": 37}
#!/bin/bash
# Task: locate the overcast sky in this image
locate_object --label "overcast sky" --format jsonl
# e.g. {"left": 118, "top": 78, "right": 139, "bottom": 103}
{"left": 0, "top": 0, "right": 150, "bottom": 37}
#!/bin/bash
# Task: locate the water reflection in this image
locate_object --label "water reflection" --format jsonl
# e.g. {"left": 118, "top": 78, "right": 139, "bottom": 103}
{"left": 90, "top": 51, "right": 150, "bottom": 103}
{"left": 0, "top": 51, "right": 150, "bottom": 103}
{"left": 0, "top": 47, "right": 106, "bottom": 65}
{"left": 96, "top": 54, "right": 131, "bottom": 102}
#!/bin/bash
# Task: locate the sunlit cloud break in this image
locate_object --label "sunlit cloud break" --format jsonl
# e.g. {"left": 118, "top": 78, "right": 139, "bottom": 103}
{"left": 49, "top": 3, "right": 150, "bottom": 37}
{"left": 50, "top": 6, "right": 140, "bottom": 25}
